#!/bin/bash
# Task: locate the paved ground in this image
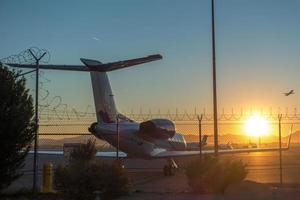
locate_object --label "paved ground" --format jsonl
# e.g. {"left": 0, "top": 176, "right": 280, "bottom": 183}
{"left": 4, "top": 145, "right": 300, "bottom": 199}
{"left": 121, "top": 171, "right": 300, "bottom": 200}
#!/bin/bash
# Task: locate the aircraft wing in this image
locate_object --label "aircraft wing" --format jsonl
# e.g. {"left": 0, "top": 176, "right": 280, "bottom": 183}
{"left": 29, "top": 150, "right": 64, "bottom": 155}
{"left": 2, "top": 54, "right": 162, "bottom": 72}
{"left": 151, "top": 146, "right": 289, "bottom": 158}
{"left": 28, "top": 134, "right": 291, "bottom": 159}
{"left": 96, "top": 151, "right": 127, "bottom": 157}
{"left": 28, "top": 150, "right": 127, "bottom": 158}
{"left": 28, "top": 144, "right": 290, "bottom": 159}
{"left": 152, "top": 133, "right": 292, "bottom": 158}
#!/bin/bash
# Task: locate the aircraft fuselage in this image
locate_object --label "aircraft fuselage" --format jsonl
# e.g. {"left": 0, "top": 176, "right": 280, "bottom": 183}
{"left": 90, "top": 121, "right": 187, "bottom": 159}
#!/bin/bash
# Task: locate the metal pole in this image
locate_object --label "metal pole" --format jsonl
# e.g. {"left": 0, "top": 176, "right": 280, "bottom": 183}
{"left": 278, "top": 114, "right": 283, "bottom": 184}
{"left": 211, "top": 0, "right": 219, "bottom": 156}
{"left": 33, "top": 59, "right": 39, "bottom": 193}
{"left": 28, "top": 49, "right": 46, "bottom": 193}
{"left": 198, "top": 114, "right": 203, "bottom": 160}
{"left": 116, "top": 114, "right": 119, "bottom": 160}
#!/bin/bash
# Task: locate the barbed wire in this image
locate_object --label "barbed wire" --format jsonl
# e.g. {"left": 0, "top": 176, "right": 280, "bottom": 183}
{"left": 0, "top": 47, "right": 95, "bottom": 121}
{"left": 38, "top": 107, "right": 300, "bottom": 122}
{"left": 2, "top": 48, "right": 300, "bottom": 123}
{"left": 0, "top": 47, "right": 50, "bottom": 64}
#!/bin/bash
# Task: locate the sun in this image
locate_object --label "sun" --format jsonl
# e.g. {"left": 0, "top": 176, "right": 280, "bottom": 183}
{"left": 245, "top": 114, "right": 269, "bottom": 137}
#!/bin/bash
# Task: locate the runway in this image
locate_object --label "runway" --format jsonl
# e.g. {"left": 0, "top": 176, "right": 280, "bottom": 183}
{"left": 6, "top": 144, "right": 300, "bottom": 192}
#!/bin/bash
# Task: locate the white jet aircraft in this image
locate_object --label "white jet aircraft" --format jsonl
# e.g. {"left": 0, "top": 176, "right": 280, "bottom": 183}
{"left": 4, "top": 54, "right": 292, "bottom": 175}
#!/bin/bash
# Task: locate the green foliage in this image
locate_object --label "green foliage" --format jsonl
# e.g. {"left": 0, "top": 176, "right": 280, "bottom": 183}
{"left": 54, "top": 139, "right": 130, "bottom": 200}
{"left": 185, "top": 156, "right": 248, "bottom": 194}
{"left": 0, "top": 66, "right": 35, "bottom": 191}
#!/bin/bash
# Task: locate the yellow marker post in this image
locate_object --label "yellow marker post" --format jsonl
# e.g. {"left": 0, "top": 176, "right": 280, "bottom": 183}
{"left": 42, "top": 162, "right": 53, "bottom": 193}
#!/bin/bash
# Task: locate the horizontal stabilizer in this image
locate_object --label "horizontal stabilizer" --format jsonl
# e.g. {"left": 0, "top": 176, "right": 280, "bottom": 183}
{"left": 2, "top": 63, "right": 86, "bottom": 71}
{"left": 3, "top": 54, "right": 163, "bottom": 72}
{"left": 80, "top": 54, "right": 162, "bottom": 72}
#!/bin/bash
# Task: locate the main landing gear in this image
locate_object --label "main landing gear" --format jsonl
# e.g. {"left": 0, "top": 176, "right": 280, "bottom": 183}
{"left": 163, "top": 158, "right": 178, "bottom": 176}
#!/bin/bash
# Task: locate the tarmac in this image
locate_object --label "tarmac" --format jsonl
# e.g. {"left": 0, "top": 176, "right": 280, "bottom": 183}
{"left": 4, "top": 145, "right": 300, "bottom": 199}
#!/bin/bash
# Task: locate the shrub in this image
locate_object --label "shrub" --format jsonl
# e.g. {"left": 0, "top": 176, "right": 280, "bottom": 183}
{"left": 69, "top": 139, "right": 97, "bottom": 164}
{"left": 185, "top": 156, "right": 247, "bottom": 194}
{"left": 54, "top": 139, "right": 129, "bottom": 200}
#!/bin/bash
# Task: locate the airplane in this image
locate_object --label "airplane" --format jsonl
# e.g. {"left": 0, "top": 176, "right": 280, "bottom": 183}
{"left": 3, "top": 54, "right": 292, "bottom": 176}
{"left": 218, "top": 142, "right": 233, "bottom": 150}
{"left": 283, "top": 90, "right": 295, "bottom": 96}
{"left": 186, "top": 135, "right": 208, "bottom": 150}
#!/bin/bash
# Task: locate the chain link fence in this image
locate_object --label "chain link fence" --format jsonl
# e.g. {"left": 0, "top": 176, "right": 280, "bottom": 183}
{"left": 38, "top": 110, "right": 297, "bottom": 150}
{"left": 2, "top": 48, "right": 300, "bottom": 186}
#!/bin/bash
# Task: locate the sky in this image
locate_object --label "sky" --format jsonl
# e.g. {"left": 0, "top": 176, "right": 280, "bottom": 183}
{"left": 1, "top": 0, "right": 300, "bottom": 115}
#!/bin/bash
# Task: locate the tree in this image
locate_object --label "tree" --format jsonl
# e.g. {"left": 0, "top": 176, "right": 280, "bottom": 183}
{"left": 0, "top": 65, "right": 35, "bottom": 191}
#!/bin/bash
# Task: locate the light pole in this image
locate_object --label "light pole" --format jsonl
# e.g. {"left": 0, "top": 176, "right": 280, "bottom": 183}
{"left": 278, "top": 114, "right": 283, "bottom": 184}
{"left": 211, "top": 0, "right": 219, "bottom": 157}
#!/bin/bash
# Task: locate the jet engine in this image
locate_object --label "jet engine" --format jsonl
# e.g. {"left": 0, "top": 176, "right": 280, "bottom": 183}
{"left": 88, "top": 122, "right": 98, "bottom": 134}
{"left": 139, "top": 119, "right": 175, "bottom": 139}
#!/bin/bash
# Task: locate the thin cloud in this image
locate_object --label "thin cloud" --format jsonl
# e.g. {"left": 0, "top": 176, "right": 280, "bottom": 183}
{"left": 92, "top": 37, "right": 100, "bottom": 41}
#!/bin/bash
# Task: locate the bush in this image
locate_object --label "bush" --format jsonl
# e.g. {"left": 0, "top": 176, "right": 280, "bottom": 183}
{"left": 185, "top": 156, "right": 247, "bottom": 194}
{"left": 69, "top": 139, "right": 97, "bottom": 164}
{"left": 54, "top": 139, "right": 130, "bottom": 200}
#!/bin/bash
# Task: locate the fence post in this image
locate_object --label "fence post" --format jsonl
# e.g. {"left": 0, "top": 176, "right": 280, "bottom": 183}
{"left": 116, "top": 114, "right": 120, "bottom": 160}
{"left": 197, "top": 114, "right": 203, "bottom": 160}
{"left": 28, "top": 49, "right": 47, "bottom": 193}
{"left": 278, "top": 114, "right": 283, "bottom": 185}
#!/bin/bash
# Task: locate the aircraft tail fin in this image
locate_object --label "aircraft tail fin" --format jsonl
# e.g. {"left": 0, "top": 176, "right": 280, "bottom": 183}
{"left": 78, "top": 59, "right": 116, "bottom": 123}
{"left": 89, "top": 71, "right": 117, "bottom": 123}
{"left": 80, "top": 55, "right": 162, "bottom": 123}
